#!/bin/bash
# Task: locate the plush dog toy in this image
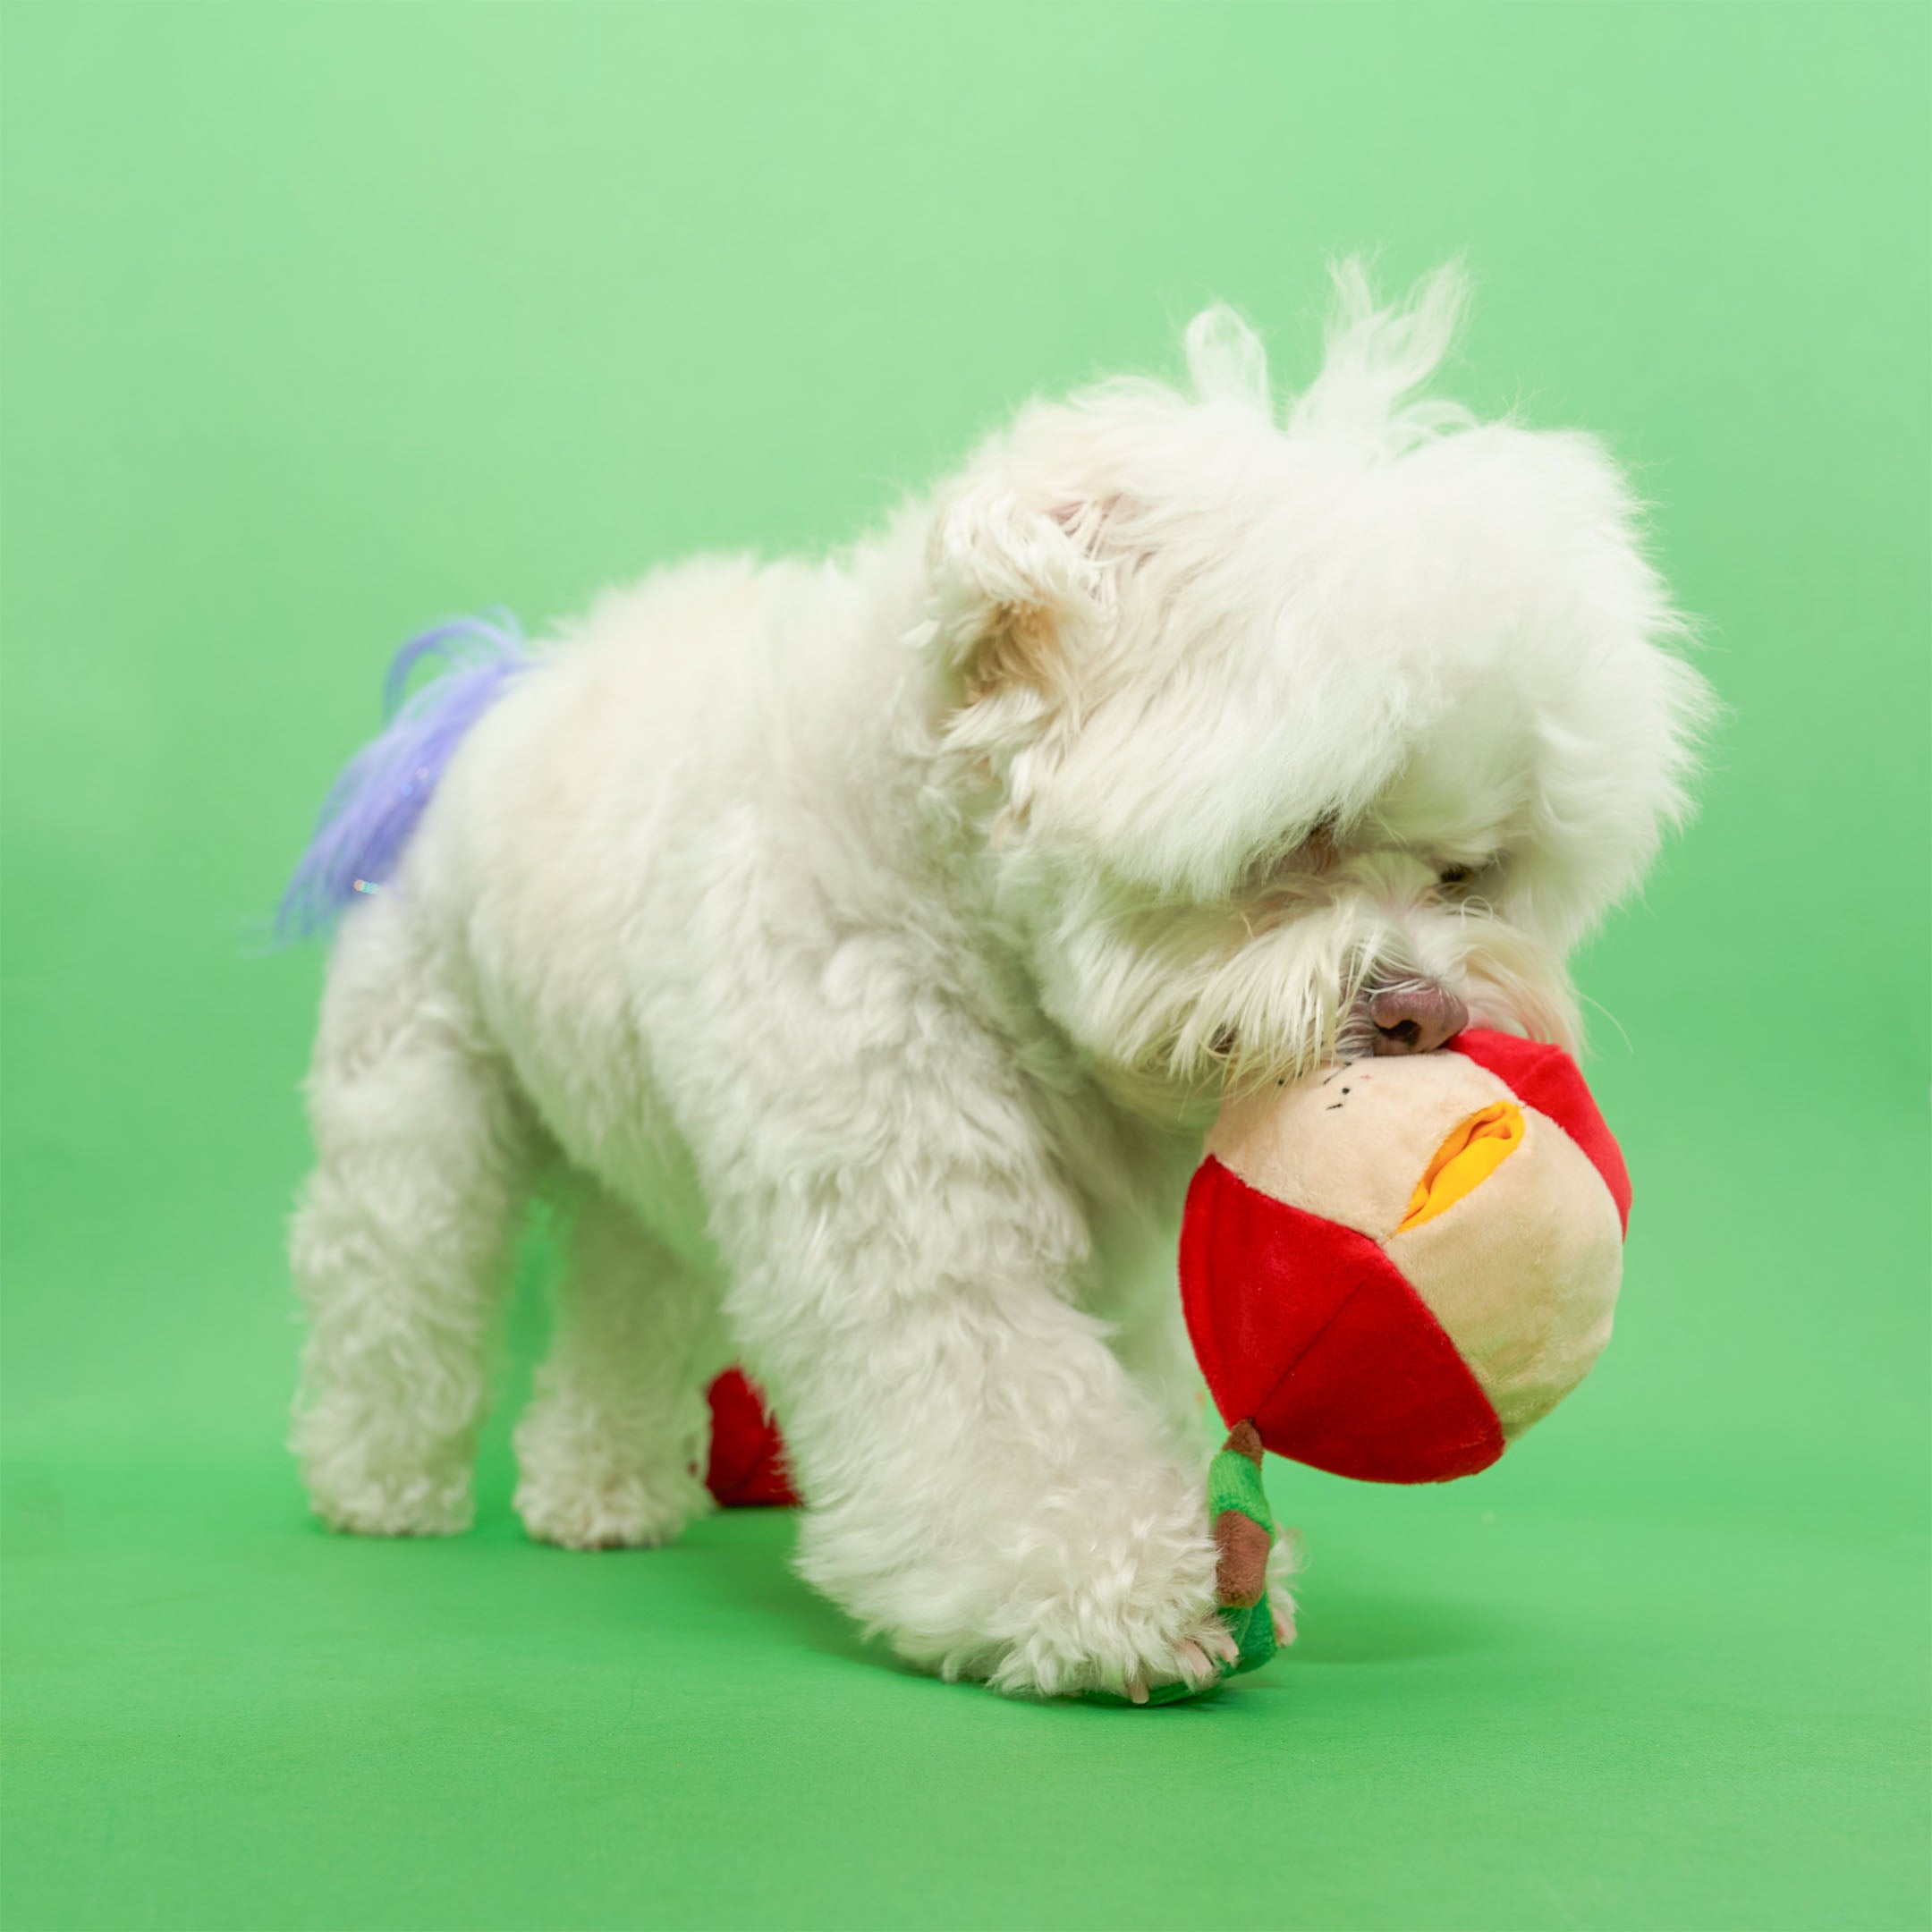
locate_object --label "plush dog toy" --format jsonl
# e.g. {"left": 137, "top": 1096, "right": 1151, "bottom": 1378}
{"left": 1146, "top": 1030, "right": 1632, "bottom": 1699}
{"left": 1181, "top": 1029, "right": 1631, "bottom": 1489}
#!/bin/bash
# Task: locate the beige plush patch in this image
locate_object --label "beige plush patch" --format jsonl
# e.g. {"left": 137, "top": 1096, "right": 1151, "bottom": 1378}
{"left": 1207, "top": 1051, "right": 1515, "bottom": 1241}
{"left": 1385, "top": 1108, "right": 1623, "bottom": 1436}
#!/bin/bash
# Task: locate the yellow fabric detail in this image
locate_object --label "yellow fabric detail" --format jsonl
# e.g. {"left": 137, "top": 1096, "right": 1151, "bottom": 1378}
{"left": 1396, "top": 1101, "right": 1525, "bottom": 1233}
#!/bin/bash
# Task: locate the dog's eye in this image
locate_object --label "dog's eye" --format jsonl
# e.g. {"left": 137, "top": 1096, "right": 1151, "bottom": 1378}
{"left": 1290, "top": 815, "right": 1342, "bottom": 873}
{"left": 1436, "top": 863, "right": 1478, "bottom": 888}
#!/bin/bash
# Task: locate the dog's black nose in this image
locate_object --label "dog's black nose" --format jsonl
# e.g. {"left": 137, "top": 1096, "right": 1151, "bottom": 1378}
{"left": 1368, "top": 982, "right": 1469, "bottom": 1055}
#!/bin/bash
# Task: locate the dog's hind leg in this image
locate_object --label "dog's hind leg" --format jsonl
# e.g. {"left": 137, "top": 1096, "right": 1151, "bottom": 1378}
{"left": 291, "top": 896, "right": 538, "bottom": 1536}
{"left": 513, "top": 1183, "right": 724, "bottom": 1550}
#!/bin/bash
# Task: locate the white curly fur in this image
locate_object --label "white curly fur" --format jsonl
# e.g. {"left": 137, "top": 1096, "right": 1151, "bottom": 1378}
{"left": 290, "top": 264, "right": 1706, "bottom": 1699}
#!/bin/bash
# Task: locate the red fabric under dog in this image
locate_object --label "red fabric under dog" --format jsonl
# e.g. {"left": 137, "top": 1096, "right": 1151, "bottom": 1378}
{"left": 704, "top": 1368, "right": 799, "bottom": 1508}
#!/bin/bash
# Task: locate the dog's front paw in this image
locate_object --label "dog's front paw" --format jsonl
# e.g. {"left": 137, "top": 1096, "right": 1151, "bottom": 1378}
{"left": 973, "top": 1484, "right": 1227, "bottom": 1701}
{"left": 1001, "top": 1606, "right": 1242, "bottom": 1704}
{"left": 986, "top": 1592, "right": 1235, "bottom": 1703}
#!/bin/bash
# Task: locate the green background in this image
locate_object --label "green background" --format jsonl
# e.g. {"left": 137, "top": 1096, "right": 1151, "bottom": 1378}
{"left": 4, "top": 4, "right": 1928, "bottom": 1928}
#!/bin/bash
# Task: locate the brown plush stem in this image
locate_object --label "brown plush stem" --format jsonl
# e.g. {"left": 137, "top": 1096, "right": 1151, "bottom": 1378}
{"left": 1214, "top": 1509, "right": 1271, "bottom": 1608}
{"left": 1224, "top": 1419, "right": 1264, "bottom": 1467}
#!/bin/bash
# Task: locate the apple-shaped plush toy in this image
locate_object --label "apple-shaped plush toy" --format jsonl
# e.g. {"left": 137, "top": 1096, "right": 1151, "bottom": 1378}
{"left": 1166, "top": 1029, "right": 1632, "bottom": 1698}
{"left": 1182, "top": 1029, "right": 1631, "bottom": 1486}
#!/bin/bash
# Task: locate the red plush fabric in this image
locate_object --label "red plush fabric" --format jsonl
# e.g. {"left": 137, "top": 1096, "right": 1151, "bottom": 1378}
{"left": 1180, "top": 1157, "right": 1504, "bottom": 1483}
{"left": 704, "top": 1368, "right": 799, "bottom": 1508}
{"left": 1448, "top": 1029, "right": 1632, "bottom": 1232}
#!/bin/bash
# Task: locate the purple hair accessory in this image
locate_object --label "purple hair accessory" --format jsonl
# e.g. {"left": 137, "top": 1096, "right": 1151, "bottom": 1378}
{"left": 275, "top": 608, "right": 532, "bottom": 944}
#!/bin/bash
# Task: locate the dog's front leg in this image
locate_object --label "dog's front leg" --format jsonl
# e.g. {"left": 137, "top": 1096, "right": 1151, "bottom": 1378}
{"left": 706, "top": 1074, "right": 1227, "bottom": 1699}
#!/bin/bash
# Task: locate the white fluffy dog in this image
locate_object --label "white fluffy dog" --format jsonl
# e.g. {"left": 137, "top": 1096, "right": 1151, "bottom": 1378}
{"left": 289, "top": 265, "right": 1706, "bottom": 1699}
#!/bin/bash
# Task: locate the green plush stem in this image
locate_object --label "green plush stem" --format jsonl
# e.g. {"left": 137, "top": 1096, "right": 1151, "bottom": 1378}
{"left": 1208, "top": 1438, "right": 1280, "bottom": 1675}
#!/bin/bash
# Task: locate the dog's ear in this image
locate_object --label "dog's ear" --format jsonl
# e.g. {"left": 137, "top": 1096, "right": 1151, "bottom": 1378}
{"left": 915, "top": 479, "right": 1112, "bottom": 761}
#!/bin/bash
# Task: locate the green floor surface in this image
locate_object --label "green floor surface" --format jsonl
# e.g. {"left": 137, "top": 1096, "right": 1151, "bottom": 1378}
{"left": 4, "top": 1437, "right": 1926, "bottom": 1932}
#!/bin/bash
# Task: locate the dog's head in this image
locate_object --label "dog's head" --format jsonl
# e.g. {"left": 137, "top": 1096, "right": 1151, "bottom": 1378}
{"left": 917, "top": 265, "right": 1710, "bottom": 1110}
